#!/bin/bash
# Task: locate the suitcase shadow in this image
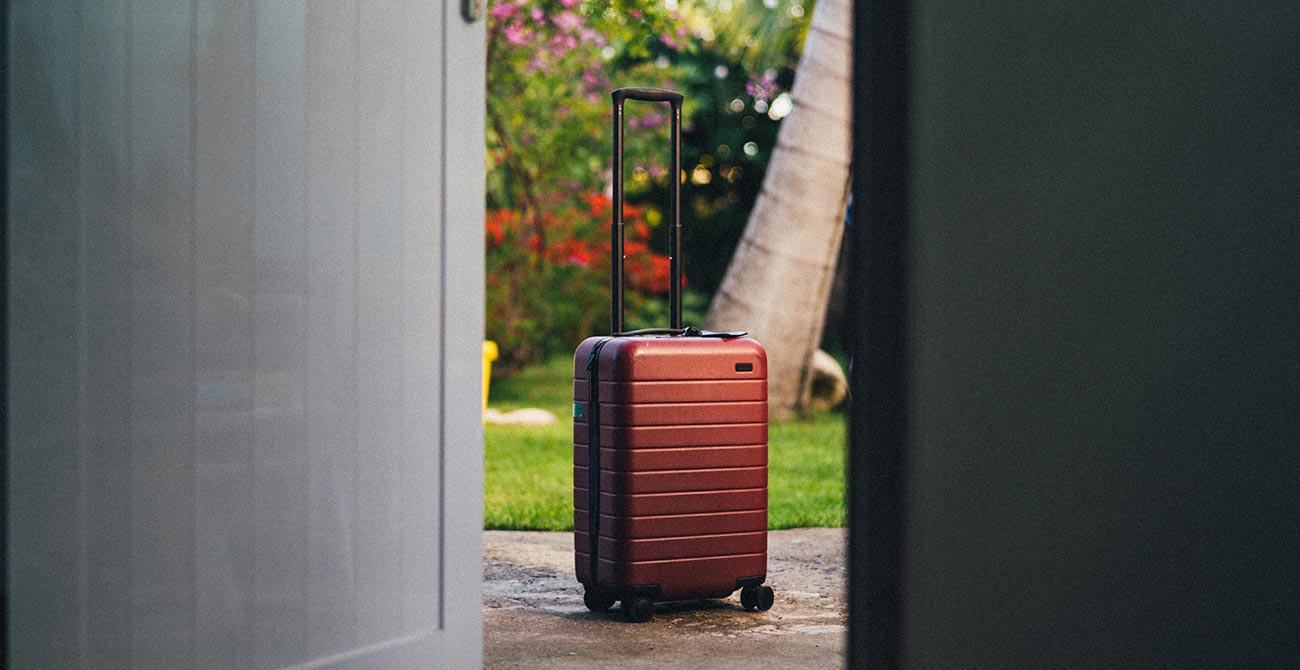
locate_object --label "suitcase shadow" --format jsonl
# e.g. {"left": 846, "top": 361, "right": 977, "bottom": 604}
{"left": 567, "top": 598, "right": 749, "bottom": 623}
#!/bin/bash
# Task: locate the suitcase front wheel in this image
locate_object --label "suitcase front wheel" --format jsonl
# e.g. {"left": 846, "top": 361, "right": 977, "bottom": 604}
{"left": 621, "top": 596, "right": 656, "bottom": 623}
{"left": 740, "top": 585, "right": 775, "bottom": 612}
{"left": 584, "top": 587, "right": 617, "bottom": 613}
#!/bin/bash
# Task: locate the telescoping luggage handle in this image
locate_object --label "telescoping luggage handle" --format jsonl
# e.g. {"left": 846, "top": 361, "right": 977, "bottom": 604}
{"left": 611, "top": 87, "right": 683, "bottom": 335}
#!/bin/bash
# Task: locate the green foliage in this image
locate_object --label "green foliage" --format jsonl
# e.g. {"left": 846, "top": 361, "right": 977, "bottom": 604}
{"left": 487, "top": 355, "right": 577, "bottom": 413}
{"left": 769, "top": 413, "right": 846, "bottom": 528}
{"left": 662, "top": 42, "right": 793, "bottom": 296}
{"left": 484, "top": 356, "right": 846, "bottom": 530}
{"left": 623, "top": 285, "right": 710, "bottom": 332}
{"left": 486, "top": 0, "right": 691, "bottom": 214}
{"left": 485, "top": 0, "right": 809, "bottom": 373}
{"left": 486, "top": 0, "right": 696, "bottom": 374}
{"left": 485, "top": 422, "right": 575, "bottom": 530}
{"left": 485, "top": 412, "right": 845, "bottom": 530}
{"left": 686, "top": 0, "right": 812, "bottom": 75}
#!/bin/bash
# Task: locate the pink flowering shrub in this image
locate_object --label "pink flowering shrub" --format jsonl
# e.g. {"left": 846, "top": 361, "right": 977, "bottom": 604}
{"left": 745, "top": 69, "right": 781, "bottom": 102}
{"left": 486, "top": 1, "right": 694, "bottom": 373}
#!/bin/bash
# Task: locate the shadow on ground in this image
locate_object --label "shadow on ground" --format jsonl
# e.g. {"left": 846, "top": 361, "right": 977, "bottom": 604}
{"left": 484, "top": 528, "right": 845, "bottom": 669}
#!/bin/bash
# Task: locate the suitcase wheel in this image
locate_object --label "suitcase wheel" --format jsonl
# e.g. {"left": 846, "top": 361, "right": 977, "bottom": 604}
{"left": 740, "top": 585, "right": 775, "bottom": 612}
{"left": 583, "top": 587, "right": 617, "bottom": 613}
{"left": 620, "top": 596, "right": 655, "bottom": 623}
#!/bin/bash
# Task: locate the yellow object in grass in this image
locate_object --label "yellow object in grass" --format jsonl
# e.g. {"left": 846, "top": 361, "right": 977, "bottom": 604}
{"left": 482, "top": 340, "right": 498, "bottom": 418}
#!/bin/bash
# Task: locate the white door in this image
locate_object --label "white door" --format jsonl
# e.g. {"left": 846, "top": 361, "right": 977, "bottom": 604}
{"left": 5, "top": 0, "right": 484, "bottom": 667}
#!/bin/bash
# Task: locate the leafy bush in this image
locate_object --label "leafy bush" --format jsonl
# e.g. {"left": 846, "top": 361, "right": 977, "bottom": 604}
{"left": 486, "top": 0, "right": 694, "bottom": 374}
{"left": 486, "top": 0, "right": 689, "bottom": 216}
{"left": 484, "top": 0, "right": 801, "bottom": 375}
{"left": 487, "top": 193, "right": 696, "bottom": 372}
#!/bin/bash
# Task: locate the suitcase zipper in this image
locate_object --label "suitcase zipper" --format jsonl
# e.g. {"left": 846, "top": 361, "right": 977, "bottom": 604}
{"left": 585, "top": 337, "right": 614, "bottom": 589}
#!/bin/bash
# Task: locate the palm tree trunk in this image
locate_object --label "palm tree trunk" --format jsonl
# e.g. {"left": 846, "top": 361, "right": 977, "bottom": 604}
{"left": 705, "top": 0, "right": 852, "bottom": 418}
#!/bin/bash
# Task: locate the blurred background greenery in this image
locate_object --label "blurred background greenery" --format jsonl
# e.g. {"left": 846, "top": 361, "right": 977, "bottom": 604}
{"left": 484, "top": 0, "right": 845, "bottom": 530}
{"left": 486, "top": 0, "right": 817, "bottom": 374}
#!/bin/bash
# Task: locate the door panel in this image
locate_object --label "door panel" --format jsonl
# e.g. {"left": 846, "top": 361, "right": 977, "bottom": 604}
{"left": 5, "top": 0, "right": 484, "bottom": 667}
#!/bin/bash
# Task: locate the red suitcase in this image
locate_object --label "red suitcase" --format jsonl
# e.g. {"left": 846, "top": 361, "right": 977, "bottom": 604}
{"left": 574, "top": 88, "right": 775, "bottom": 623}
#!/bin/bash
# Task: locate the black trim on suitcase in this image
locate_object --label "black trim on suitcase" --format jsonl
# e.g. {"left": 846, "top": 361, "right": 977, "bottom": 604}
{"left": 585, "top": 337, "right": 613, "bottom": 588}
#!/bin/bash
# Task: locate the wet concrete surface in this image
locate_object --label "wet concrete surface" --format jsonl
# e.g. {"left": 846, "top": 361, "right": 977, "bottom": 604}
{"left": 484, "top": 528, "right": 845, "bottom": 669}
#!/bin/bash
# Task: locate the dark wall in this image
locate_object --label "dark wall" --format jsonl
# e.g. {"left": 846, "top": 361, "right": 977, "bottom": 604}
{"left": 850, "top": 3, "right": 1300, "bottom": 668}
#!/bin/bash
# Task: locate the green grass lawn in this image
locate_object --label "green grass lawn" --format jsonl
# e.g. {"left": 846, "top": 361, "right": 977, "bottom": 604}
{"left": 485, "top": 356, "right": 845, "bottom": 530}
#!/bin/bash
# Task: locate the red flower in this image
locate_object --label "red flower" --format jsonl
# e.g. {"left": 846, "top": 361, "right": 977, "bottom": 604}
{"left": 486, "top": 219, "right": 505, "bottom": 246}
{"left": 585, "top": 193, "right": 611, "bottom": 217}
{"left": 485, "top": 210, "right": 516, "bottom": 246}
{"left": 623, "top": 240, "right": 648, "bottom": 255}
{"left": 649, "top": 255, "right": 672, "bottom": 294}
{"left": 567, "top": 247, "right": 592, "bottom": 267}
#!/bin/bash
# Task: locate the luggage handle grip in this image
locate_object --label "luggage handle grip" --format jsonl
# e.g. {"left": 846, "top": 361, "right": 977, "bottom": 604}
{"left": 612, "top": 87, "right": 684, "bottom": 105}
{"left": 616, "top": 327, "right": 748, "bottom": 338}
{"left": 611, "top": 87, "right": 682, "bottom": 334}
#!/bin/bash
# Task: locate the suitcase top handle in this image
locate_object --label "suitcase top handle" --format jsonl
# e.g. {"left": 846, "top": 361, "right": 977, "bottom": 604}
{"left": 611, "top": 87, "right": 683, "bottom": 335}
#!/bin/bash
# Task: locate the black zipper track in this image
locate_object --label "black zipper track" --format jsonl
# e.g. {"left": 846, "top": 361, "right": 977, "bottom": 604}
{"left": 585, "top": 338, "right": 612, "bottom": 588}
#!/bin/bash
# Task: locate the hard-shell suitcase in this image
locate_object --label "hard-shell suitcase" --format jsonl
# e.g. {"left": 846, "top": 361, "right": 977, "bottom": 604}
{"left": 574, "top": 87, "right": 775, "bottom": 623}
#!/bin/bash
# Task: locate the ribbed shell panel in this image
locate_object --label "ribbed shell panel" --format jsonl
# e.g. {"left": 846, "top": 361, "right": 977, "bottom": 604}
{"left": 574, "top": 336, "right": 769, "bottom": 600}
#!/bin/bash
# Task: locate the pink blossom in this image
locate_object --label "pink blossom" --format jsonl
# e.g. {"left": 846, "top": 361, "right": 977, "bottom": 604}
{"left": 629, "top": 9, "right": 643, "bottom": 19}
{"left": 546, "top": 34, "right": 577, "bottom": 58}
{"left": 660, "top": 34, "right": 682, "bottom": 50}
{"left": 531, "top": 6, "right": 544, "bottom": 21}
{"left": 676, "top": 26, "right": 687, "bottom": 38}
{"left": 580, "top": 28, "right": 599, "bottom": 44}
{"left": 638, "top": 111, "right": 666, "bottom": 129}
{"left": 504, "top": 23, "right": 529, "bottom": 45}
{"left": 559, "top": 0, "right": 579, "bottom": 7}
{"left": 489, "top": 1, "right": 517, "bottom": 20}
{"left": 553, "top": 11, "right": 582, "bottom": 32}
{"left": 581, "top": 69, "right": 605, "bottom": 90}
{"left": 746, "top": 70, "right": 780, "bottom": 101}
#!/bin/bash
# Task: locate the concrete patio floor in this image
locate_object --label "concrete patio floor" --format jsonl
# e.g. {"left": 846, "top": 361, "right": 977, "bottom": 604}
{"left": 483, "top": 528, "right": 846, "bottom": 669}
